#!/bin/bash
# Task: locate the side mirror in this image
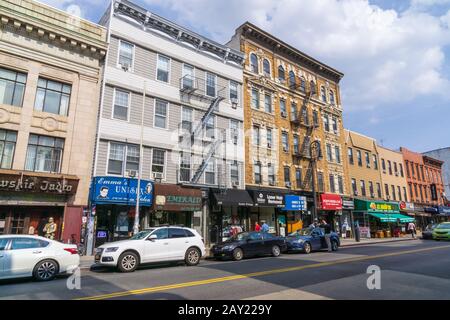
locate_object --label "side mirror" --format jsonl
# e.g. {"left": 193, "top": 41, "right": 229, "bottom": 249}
{"left": 148, "top": 235, "right": 158, "bottom": 241}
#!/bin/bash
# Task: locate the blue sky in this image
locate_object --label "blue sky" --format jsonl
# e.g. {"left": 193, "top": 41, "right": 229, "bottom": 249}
{"left": 40, "top": 0, "right": 450, "bottom": 153}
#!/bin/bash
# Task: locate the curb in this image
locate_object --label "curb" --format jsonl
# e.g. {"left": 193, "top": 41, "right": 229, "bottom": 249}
{"left": 340, "top": 237, "right": 420, "bottom": 247}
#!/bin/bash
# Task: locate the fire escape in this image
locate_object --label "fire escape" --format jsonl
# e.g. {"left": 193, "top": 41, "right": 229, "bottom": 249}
{"left": 178, "top": 75, "right": 226, "bottom": 186}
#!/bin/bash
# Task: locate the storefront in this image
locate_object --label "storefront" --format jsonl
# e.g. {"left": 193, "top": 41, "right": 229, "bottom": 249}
{"left": 210, "top": 188, "right": 254, "bottom": 243}
{"left": 400, "top": 202, "right": 432, "bottom": 231}
{"left": 340, "top": 197, "right": 354, "bottom": 238}
{"left": 354, "top": 199, "right": 414, "bottom": 238}
{"left": 318, "top": 193, "right": 343, "bottom": 232}
{"left": 151, "top": 184, "right": 202, "bottom": 230}
{"left": 88, "top": 176, "right": 153, "bottom": 249}
{"left": 281, "top": 195, "right": 307, "bottom": 236}
{"left": 0, "top": 171, "right": 80, "bottom": 242}
{"left": 424, "top": 206, "right": 450, "bottom": 224}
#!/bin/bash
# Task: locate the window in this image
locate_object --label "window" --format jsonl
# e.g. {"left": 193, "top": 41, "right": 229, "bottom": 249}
{"left": 284, "top": 167, "right": 291, "bottom": 184}
{"left": 388, "top": 161, "right": 393, "bottom": 175}
{"left": 329, "top": 90, "right": 335, "bottom": 105}
{"left": 414, "top": 184, "right": 418, "bottom": 199}
{"left": 300, "top": 77, "right": 306, "bottom": 92}
{"left": 282, "top": 132, "right": 289, "bottom": 152}
{"left": 318, "top": 172, "right": 324, "bottom": 192}
{"left": 267, "top": 128, "right": 272, "bottom": 147}
{"left": 10, "top": 238, "right": 49, "bottom": 250}
{"left": 360, "top": 180, "right": 366, "bottom": 196}
{"left": 321, "top": 86, "right": 326, "bottom": 102}
{"left": 230, "top": 119, "right": 239, "bottom": 145}
{"left": 152, "top": 149, "right": 165, "bottom": 177}
{"left": 403, "top": 187, "right": 408, "bottom": 202}
{"left": 205, "top": 158, "right": 215, "bottom": 184}
{"left": 154, "top": 99, "right": 168, "bottom": 129}
{"left": 409, "top": 183, "right": 413, "bottom": 200}
{"left": 338, "top": 176, "right": 344, "bottom": 194}
{"left": 268, "top": 164, "right": 275, "bottom": 185}
{"left": 405, "top": 161, "right": 410, "bottom": 178}
{"left": 348, "top": 148, "right": 354, "bottom": 165}
{"left": 351, "top": 178, "right": 357, "bottom": 195}
{"left": 0, "top": 67, "right": 26, "bottom": 107}
{"left": 326, "top": 144, "right": 333, "bottom": 162}
{"left": 118, "top": 40, "right": 134, "bottom": 69}
{"left": 206, "top": 72, "right": 216, "bottom": 97}
{"left": 332, "top": 117, "right": 338, "bottom": 132}
{"left": 411, "top": 162, "right": 415, "bottom": 178}
{"left": 254, "top": 162, "right": 262, "bottom": 184}
{"left": 394, "top": 162, "right": 398, "bottom": 175}
{"left": 369, "top": 181, "right": 374, "bottom": 197}
{"left": 263, "top": 59, "right": 270, "bottom": 76}
{"left": 385, "top": 184, "right": 390, "bottom": 198}
{"left": 107, "top": 143, "right": 139, "bottom": 175}
{"left": 264, "top": 94, "right": 272, "bottom": 113}
{"left": 301, "top": 106, "right": 309, "bottom": 125}
{"left": 290, "top": 102, "right": 298, "bottom": 121}
{"left": 357, "top": 150, "right": 362, "bottom": 166}
{"left": 113, "top": 89, "right": 129, "bottom": 121}
{"left": 230, "top": 161, "right": 239, "bottom": 185}
{"left": 419, "top": 185, "right": 424, "bottom": 201}
{"left": 229, "top": 81, "right": 238, "bottom": 101}
{"left": 179, "top": 152, "right": 191, "bottom": 182}
{"left": 253, "top": 126, "right": 260, "bottom": 146}
{"left": 152, "top": 228, "right": 168, "bottom": 239}
{"left": 296, "top": 169, "right": 302, "bottom": 188}
{"left": 250, "top": 54, "right": 258, "bottom": 73}
{"left": 323, "top": 115, "right": 330, "bottom": 132}
{"left": 398, "top": 186, "right": 402, "bottom": 201}
{"left": 34, "top": 78, "right": 71, "bottom": 116}
{"left": 391, "top": 185, "right": 396, "bottom": 201}
{"left": 0, "top": 129, "right": 17, "bottom": 169}
{"left": 182, "top": 64, "right": 195, "bottom": 90}
{"left": 181, "top": 107, "right": 193, "bottom": 133}
{"left": 313, "top": 110, "right": 319, "bottom": 127}
{"left": 377, "top": 183, "right": 382, "bottom": 198}
{"left": 25, "top": 134, "right": 64, "bottom": 173}
{"left": 289, "top": 71, "right": 296, "bottom": 88}
{"left": 169, "top": 228, "right": 187, "bottom": 239}
{"left": 280, "top": 99, "right": 287, "bottom": 117}
{"left": 335, "top": 146, "right": 341, "bottom": 164}
{"left": 205, "top": 115, "right": 215, "bottom": 138}
{"left": 420, "top": 166, "right": 425, "bottom": 182}
{"left": 373, "top": 155, "right": 378, "bottom": 170}
{"left": 251, "top": 89, "right": 259, "bottom": 109}
{"left": 293, "top": 135, "right": 299, "bottom": 154}
{"left": 329, "top": 175, "right": 336, "bottom": 193}
{"left": 309, "top": 81, "right": 316, "bottom": 95}
{"left": 278, "top": 65, "right": 285, "bottom": 82}
{"left": 365, "top": 152, "right": 370, "bottom": 168}
{"left": 156, "top": 55, "right": 170, "bottom": 82}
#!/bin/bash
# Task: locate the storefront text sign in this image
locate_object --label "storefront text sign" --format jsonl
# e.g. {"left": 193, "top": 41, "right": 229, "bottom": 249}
{"left": 91, "top": 176, "right": 153, "bottom": 206}
{"left": 153, "top": 184, "right": 202, "bottom": 211}
{"left": 253, "top": 191, "right": 285, "bottom": 207}
{"left": 320, "top": 194, "right": 343, "bottom": 210}
{"left": 0, "top": 172, "right": 78, "bottom": 194}
{"left": 354, "top": 199, "right": 400, "bottom": 214}
{"left": 282, "top": 195, "right": 307, "bottom": 211}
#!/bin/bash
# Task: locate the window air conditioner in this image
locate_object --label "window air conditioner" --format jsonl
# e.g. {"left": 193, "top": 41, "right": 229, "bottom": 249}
{"left": 267, "top": 143, "right": 272, "bottom": 149}
{"left": 285, "top": 182, "right": 291, "bottom": 188}
{"left": 232, "top": 181, "right": 240, "bottom": 188}
{"left": 121, "top": 62, "right": 130, "bottom": 72}
{"left": 126, "top": 169, "right": 137, "bottom": 178}
{"left": 153, "top": 172, "right": 163, "bottom": 180}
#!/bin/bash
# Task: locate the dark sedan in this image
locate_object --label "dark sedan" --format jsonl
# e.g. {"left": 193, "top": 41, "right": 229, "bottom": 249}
{"left": 285, "top": 227, "right": 340, "bottom": 254}
{"left": 211, "top": 232, "right": 287, "bottom": 261}
{"left": 422, "top": 224, "right": 437, "bottom": 240}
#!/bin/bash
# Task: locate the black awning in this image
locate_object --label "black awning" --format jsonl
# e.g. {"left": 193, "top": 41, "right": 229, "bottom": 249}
{"left": 213, "top": 189, "right": 254, "bottom": 207}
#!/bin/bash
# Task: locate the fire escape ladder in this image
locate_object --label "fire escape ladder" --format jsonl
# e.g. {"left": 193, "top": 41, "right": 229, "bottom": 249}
{"left": 190, "top": 138, "right": 222, "bottom": 184}
{"left": 192, "top": 96, "right": 224, "bottom": 139}
{"left": 302, "top": 161, "right": 313, "bottom": 190}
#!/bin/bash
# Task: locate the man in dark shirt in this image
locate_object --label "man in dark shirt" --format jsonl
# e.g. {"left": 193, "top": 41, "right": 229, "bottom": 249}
{"left": 320, "top": 219, "right": 332, "bottom": 252}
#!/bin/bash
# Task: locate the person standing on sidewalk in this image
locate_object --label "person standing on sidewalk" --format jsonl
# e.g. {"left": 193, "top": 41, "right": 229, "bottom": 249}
{"left": 261, "top": 220, "right": 269, "bottom": 233}
{"left": 407, "top": 221, "right": 416, "bottom": 239}
{"left": 320, "top": 219, "right": 332, "bottom": 252}
{"left": 254, "top": 222, "right": 261, "bottom": 232}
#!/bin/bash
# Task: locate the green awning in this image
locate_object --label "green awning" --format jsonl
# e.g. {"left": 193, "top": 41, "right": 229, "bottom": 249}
{"left": 367, "top": 212, "right": 415, "bottom": 223}
{"left": 390, "top": 214, "right": 415, "bottom": 223}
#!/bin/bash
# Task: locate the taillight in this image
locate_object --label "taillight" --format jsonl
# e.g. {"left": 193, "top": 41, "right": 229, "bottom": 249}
{"left": 64, "top": 248, "right": 78, "bottom": 255}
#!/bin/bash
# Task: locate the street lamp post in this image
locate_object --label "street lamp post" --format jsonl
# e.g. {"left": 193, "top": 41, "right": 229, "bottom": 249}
{"left": 309, "top": 140, "right": 321, "bottom": 223}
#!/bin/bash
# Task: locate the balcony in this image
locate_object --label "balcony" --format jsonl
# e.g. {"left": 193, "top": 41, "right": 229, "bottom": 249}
{"left": 180, "top": 75, "right": 227, "bottom": 101}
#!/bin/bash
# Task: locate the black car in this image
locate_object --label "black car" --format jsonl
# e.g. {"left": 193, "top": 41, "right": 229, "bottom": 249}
{"left": 211, "top": 231, "right": 287, "bottom": 261}
{"left": 422, "top": 224, "right": 437, "bottom": 240}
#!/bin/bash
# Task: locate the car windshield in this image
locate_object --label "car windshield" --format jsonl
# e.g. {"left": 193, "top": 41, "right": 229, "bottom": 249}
{"left": 437, "top": 224, "right": 450, "bottom": 230}
{"left": 129, "top": 229, "right": 154, "bottom": 240}
{"left": 231, "top": 232, "right": 249, "bottom": 241}
{"left": 289, "top": 228, "right": 312, "bottom": 236}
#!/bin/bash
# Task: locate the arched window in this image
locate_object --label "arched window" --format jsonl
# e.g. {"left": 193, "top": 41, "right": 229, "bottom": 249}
{"left": 278, "top": 65, "right": 285, "bottom": 82}
{"left": 300, "top": 77, "right": 306, "bottom": 92}
{"left": 250, "top": 53, "right": 258, "bottom": 73}
{"left": 263, "top": 59, "right": 270, "bottom": 76}
{"left": 309, "top": 81, "right": 316, "bottom": 95}
{"left": 289, "top": 71, "right": 296, "bottom": 88}
{"left": 329, "top": 90, "right": 335, "bottom": 105}
{"left": 321, "top": 86, "right": 327, "bottom": 102}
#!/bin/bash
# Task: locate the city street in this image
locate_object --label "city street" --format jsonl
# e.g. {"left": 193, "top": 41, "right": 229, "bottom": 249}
{"left": 1, "top": 239, "right": 449, "bottom": 300}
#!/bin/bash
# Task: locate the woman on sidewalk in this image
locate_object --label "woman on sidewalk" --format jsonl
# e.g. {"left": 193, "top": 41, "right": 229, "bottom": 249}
{"left": 407, "top": 222, "right": 416, "bottom": 239}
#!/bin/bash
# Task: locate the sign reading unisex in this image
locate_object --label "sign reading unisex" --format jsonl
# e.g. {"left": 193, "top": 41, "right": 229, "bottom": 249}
{"left": 252, "top": 191, "right": 285, "bottom": 207}
{"left": 0, "top": 171, "right": 78, "bottom": 194}
{"left": 282, "top": 195, "right": 307, "bottom": 211}
{"left": 90, "top": 176, "right": 153, "bottom": 206}
{"left": 153, "top": 184, "right": 202, "bottom": 212}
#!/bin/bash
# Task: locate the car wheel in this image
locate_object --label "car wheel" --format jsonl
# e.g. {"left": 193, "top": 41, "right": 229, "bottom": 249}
{"left": 303, "top": 242, "right": 312, "bottom": 254}
{"left": 185, "top": 247, "right": 201, "bottom": 266}
{"left": 117, "top": 251, "right": 139, "bottom": 273}
{"left": 271, "top": 245, "right": 281, "bottom": 257}
{"left": 331, "top": 240, "right": 339, "bottom": 251}
{"left": 232, "top": 248, "right": 244, "bottom": 261}
{"left": 33, "top": 259, "right": 59, "bottom": 282}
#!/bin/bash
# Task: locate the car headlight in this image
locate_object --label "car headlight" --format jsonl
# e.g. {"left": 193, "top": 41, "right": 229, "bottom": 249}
{"left": 222, "top": 245, "right": 233, "bottom": 250}
{"left": 105, "top": 247, "right": 119, "bottom": 253}
{"left": 95, "top": 248, "right": 104, "bottom": 254}
{"left": 296, "top": 239, "right": 305, "bottom": 244}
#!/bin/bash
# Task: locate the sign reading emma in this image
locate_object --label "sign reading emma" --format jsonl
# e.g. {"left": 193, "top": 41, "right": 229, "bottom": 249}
{"left": 282, "top": 195, "right": 307, "bottom": 211}
{"left": 91, "top": 176, "right": 153, "bottom": 206}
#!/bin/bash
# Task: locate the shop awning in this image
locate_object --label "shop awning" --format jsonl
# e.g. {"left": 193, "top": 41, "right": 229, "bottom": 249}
{"left": 391, "top": 214, "right": 415, "bottom": 223}
{"left": 213, "top": 189, "right": 254, "bottom": 207}
{"left": 367, "top": 212, "right": 415, "bottom": 223}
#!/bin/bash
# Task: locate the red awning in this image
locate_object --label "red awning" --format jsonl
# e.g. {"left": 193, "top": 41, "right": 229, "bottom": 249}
{"left": 320, "top": 193, "right": 343, "bottom": 210}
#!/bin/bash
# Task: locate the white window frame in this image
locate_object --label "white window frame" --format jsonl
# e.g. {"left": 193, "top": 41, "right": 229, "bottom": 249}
{"left": 251, "top": 88, "right": 260, "bottom": 109}
{"left": 205, "top": 72, "right": 217, "bottom": 98}
{"left": 230, "top": 119, "right": 240, "bottom": 145}
{"left": 111, "top": 88, "right": 131, "bottom": 122}
{"left": 229, "top": 80, "right": 239, "bottom": 103}
{"left": 230, "top": 161, "right": 240, "bottom": 185}
{"left": 204, "top": 157, "right": 216, "bottom": 185}
{"left": 106, "top": 141, "right": 140, "bottom": 177}
{"left": 151, "top": 148, "right": 167, "bottom": 180}
{"left": 153, "top": 99, "right": 169, "bottom": 130}
{"left": 156, "top": 54, "right": 171, "bottom": 84}
{"left": 117, "top": 39, "right": 135, "bottom": 72}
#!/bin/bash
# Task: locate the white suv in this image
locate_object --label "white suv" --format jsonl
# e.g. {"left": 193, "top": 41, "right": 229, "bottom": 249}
{"left": 95, "top": 226, "right": 206, "bottom": 272}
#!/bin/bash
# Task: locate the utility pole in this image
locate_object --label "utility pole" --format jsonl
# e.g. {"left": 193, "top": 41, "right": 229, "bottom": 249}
{"left": 310, "top": 140, "right": 321, "bottom": 223}
{"left": 133, "top": 81, "right": 146, "bottom": 235}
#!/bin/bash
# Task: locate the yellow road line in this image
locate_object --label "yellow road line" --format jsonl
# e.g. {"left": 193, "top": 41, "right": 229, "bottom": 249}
{"left": 76, "top": 244, "right": 450, "bottom": 300}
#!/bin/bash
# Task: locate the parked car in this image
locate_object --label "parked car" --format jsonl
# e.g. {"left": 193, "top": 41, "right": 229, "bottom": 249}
{"left": 285, "top": 227, "right": 340, "bottom": 254}
{"left": 432, "top": 222, "right": 450, "bottom": 241}
{"left": 0, "top": 235, "right": 79, "bottom": 281}
{"left": 211, "top": 231, "right": 287, "bottom": 261}
{"left": 95, "top": 226, "right": 206, "bottom": 272}
{"left": 422, "top": 224, "right": 438, "bottom": 240}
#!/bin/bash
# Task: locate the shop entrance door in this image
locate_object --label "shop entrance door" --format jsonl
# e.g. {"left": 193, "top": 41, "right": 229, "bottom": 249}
{"left": 276, "top": 214, "right": 287, "bottom": 237}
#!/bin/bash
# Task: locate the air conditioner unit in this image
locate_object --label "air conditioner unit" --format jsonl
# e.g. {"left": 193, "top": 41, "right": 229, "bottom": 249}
{"left": 232, "top": 181, "right": 240, "bottom": 188}
{"left": 333, "top": 130, "right": 338, "bottom": 134}
{"left": 267, "top": 143, "right": 272, "bottom": 149}
{"left": 281, "top": 111, "right": 287, "bottom": 118}
{"left": 283, "top": 146, "right": 288, "bottom": 152}
{"left": 233, "top": 135, "right": 238, "bottom": 145}
{"left": 354, "top": 191, "right": 359, "bottom": 196}
{"left": 231, "top": 98, "right": 239, "bottom": 109}
{"left": 152, "top": 172, "right": 163, "bottom": 180}
{"left": 285, "top": 182, "right": 291, "bottom": 188}
{"left": 125, "top": 169, "right": 137, "bottom": 178}
{"left": 269, "top": 181, "right": 276, "bottom": 186}
{"left": 121, "top": 62, "right": 130, "bottom": 72}
{"left": 370, "top": 193, "right": 375, "bottom": 198}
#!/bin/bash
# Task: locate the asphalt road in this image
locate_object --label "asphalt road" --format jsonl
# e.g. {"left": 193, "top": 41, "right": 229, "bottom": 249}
{"left": 1, "top": 239, "right": 450, "bottom": 300}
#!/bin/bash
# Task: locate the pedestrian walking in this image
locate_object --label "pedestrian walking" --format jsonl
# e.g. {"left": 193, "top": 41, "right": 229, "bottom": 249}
{"left": 407, "top": 221, "right": 416, "bottom": 239}
{"left": 309, "top": 218, "right": 319, "bottom": 230}
{"left": 261, "top": 220, "right": 269, "bottom": 233}
{"left": 320, "top": 219, "right": 332, "bottom": 252}
{"left": 254, "top": 222, "right": 261, "bottom": 232}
